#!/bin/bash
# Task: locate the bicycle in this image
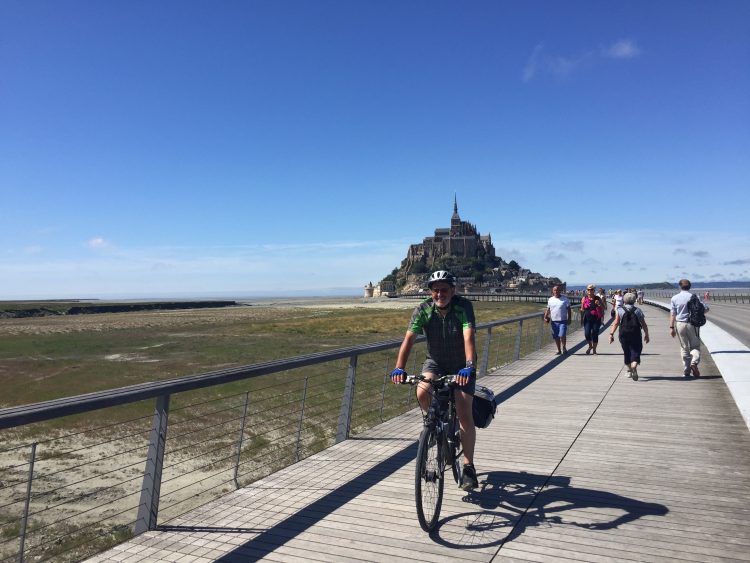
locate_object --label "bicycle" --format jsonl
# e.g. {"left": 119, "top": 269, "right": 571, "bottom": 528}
{"left": 403, "top": 373, "right": 463, "bottom": 532}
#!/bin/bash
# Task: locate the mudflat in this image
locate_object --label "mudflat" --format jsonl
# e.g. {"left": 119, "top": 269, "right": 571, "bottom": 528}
{"left": 0, "top": 297, "right": 542, "bottom": 408}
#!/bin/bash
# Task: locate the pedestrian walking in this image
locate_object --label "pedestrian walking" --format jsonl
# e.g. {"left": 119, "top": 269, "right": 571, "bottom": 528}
{"left": 610, "top": 289, "right": 623, "bottom": 319}
{"left": 669, "top": 279, "right": 709, "bottom": 377}
{"left": 544, "top": 285, "right": 571, "bottom": 355}
{"left": 609, "top": 292, "right": 650, "bottom": 380}
{"left": 580, "top": 284, "right": 604, "bottom": 354}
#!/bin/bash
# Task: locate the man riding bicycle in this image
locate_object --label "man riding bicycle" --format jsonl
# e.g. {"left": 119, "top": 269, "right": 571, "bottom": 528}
{"left": 391, "top": 270, "right": 479, "bottom": 490}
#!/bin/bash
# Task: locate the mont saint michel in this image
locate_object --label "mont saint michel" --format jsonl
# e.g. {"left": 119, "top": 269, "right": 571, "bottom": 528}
{"left": 365, "top": 198, "right": 564, "bottom": 297}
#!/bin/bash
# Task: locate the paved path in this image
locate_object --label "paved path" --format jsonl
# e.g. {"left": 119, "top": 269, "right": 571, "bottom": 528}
{"left": 88, "top": 305, "right": 750, "bottom": 562}
{"left": 699, "top": 302, "right": 750, "bottom": 348}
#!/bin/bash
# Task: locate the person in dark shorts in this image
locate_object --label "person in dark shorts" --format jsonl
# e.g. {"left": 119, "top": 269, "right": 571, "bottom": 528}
{"left": 609, "top": 292, "right": 650, "bottom": 380}
{"left": 390, "top": 270, "right": 479, "bottom": 490}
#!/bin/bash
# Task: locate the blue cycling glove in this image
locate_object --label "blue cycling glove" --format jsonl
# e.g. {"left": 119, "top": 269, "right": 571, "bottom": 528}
{"left": 390, "top": 368, "right": 406, "bottom": 384}
{"left": 456, "top": 366, "right": 475, "bottom": 386}
{"left": 458, "top": 367, "right": 474, "bottom": 378}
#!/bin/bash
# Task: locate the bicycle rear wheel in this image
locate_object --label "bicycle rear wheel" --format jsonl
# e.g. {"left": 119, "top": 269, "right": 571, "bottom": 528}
{"left": 415, "top": 424, "right": 444, "bottom": 531}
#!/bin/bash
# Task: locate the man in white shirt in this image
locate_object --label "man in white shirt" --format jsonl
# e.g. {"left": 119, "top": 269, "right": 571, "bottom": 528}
{"left": 544, "top": 285, "right": 572, "bottom": 355}
{"left": 669, "top": 279, "right": 709, "bottom": 377}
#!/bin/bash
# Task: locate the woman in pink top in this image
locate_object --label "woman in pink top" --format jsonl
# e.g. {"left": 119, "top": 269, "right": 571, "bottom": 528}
{"left": 580, "top": 284, "right": 604, "bottom": 354}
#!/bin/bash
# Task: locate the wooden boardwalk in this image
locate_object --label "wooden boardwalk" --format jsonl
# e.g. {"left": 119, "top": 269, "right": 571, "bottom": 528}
{"left": 89, "top": 305, "right": 750, "bottom": 562}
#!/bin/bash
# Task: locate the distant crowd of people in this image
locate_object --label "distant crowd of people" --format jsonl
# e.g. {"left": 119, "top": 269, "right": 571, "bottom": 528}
{"left": 546, "top": 280, "right": 709, "bottom": 381}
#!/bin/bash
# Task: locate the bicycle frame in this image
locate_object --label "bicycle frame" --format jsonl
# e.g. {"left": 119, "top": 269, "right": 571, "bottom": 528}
{"left": 408, "top": 374, "right": 462, "bottom": 465}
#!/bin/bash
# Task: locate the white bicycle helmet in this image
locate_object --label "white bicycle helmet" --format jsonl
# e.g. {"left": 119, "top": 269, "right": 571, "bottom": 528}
{"left": 427, "top": 270, "right": 456, "bottom": 288}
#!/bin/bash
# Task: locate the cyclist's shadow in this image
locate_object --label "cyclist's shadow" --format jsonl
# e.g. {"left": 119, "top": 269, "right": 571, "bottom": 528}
{"left": 431, "top": 470, "right": 668, "bottom": 548}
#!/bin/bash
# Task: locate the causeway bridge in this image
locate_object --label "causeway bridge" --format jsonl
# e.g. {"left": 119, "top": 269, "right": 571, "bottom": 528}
{"left": 1, "top": 300, "right": 749, "bottom": 562}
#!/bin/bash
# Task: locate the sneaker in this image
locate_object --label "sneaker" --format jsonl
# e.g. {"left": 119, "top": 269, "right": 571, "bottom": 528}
{"left": 683, "top": 367, "right": 692, "bottom": 377}
{"left": 461, "top": 464, "right": 478, "bottom": 491}
{"left": 626, "top": 366, "right": 633, "bottom": 378}
{"left": 562, "top": 347, "right": 568, "bottom": 354}
{"left": 631, "top": 367, "right": 638, "bottom": 381}
{"left": 691, "top": 364, "right": 701, "bottom": 377}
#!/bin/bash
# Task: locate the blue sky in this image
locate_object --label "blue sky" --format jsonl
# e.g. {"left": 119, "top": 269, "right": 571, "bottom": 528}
{"left": 2, "top": 1, "right": 749, "bottom": 298}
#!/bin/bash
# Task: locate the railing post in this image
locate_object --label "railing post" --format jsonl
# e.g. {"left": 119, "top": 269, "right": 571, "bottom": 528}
{"left": 233, "top": 392, "right": 250, "bottom": 488}
{"left": 336, "top": 354, "right": 358, "bottom": 443}
{"left": 479, "top": 327, "right": 492, "bottom": 377}
{"left": 536, "top": 316, "right": 544, "bottom": 350}
{"left": 379, "top": 357, "right": 389, "bottom": 422}
{"left": 295, "top": 375, "right": 310, "bottom": 462}
{"left": 135, "top": 394, "right": 170, "bottom": 535}
{"left": 17, "top": 442, "right": 36, "bottom": 563}
{"left": 514, "top": 319, "right": 524, "bottom": 361}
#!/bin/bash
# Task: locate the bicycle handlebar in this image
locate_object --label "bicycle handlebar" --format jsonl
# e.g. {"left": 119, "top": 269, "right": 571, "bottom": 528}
{"left": 402, "top": 373, "right": 457, "bottom": 386}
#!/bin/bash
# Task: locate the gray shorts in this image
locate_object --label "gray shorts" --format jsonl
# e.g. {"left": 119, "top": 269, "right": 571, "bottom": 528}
{"left": 421, "top": 358, "right": 476, "bottom": 394}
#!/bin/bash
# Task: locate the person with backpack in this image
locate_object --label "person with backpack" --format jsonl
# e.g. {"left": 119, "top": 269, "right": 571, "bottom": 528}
{"left": 609, "top": 292, "right": 650, "bottom": 380}
{"left": 669, "top": 279, "right": 709, "bottom": 377}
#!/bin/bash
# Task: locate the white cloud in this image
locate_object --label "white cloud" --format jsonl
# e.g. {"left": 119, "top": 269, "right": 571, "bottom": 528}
{"left": 86, "top": 237, "right": 111, "bottom": 249}
{"left": 491, "top": 229, "right": 750, "bottom": 286}
{"left": 0, "top": 238, "right": 410, "bottom": 299}
{"left": 524, "top": 39, "right": 640, "bottom": 81}
{"left": 523, "top": 43, "right": 544, "bottom": 82}
{"left": 602, "top": 39, "right": 641, "bottom": 59}
{"left": 3, "top": 230, "right": 749, "bottom": 299}
{"left": 545, "top": 251, "right": 566, "bottom": 261}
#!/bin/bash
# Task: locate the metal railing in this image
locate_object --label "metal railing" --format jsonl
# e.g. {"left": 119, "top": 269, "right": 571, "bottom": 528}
{"left": 397, "top": 292, "right": 583, "bottom": 305}
{"left": 645, "top": 290, "right": 750, "bottom": 304}
{"left": 0, "top": 309, "right": 581, "bottom": 562}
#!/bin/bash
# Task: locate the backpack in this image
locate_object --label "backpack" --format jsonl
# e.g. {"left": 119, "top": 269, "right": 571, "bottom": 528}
{"left": 619, "top": 306, "right": 641, "bottom": 338}
{"left": 688, "top": 294, "right": 707, "bottom": 327}
{"left": 472, "top": 384, "right": 497, "bottom": 429}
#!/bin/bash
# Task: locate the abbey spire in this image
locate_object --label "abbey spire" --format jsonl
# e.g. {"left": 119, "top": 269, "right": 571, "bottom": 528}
{"left": 450, "top": 194, "right": 462, "bottom": 235}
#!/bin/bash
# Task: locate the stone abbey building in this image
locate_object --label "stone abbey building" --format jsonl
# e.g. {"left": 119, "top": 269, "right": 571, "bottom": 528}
{"left": 364, "top": 197, "right": 564, "bottom": 297}
{"left": 405, "top": 196, "right": 495, "bottom": 270}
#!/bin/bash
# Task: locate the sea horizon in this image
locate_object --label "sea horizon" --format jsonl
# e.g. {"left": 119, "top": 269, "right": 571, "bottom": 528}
{"left": 5, "top": 281, "right": 750, "bottom": 304}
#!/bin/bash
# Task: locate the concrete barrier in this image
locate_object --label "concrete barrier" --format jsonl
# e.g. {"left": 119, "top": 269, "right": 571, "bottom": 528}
{"left": 646, "top": 299, "right": 750, "bottom": 432}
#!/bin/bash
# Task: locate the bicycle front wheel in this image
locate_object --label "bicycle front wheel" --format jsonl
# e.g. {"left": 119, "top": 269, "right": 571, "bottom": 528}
{"left": 448, "top": 417, "right": 463, "bottom": 485}
{"left": 415, "top": 424, "right": 444, "bottom": 531}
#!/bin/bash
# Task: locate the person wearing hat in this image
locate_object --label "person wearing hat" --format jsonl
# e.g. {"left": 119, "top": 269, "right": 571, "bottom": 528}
{"left": 580, "top": 284, "right": 604, "bottom": 354}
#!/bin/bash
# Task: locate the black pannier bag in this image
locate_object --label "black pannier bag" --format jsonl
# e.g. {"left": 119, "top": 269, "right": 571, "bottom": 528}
{"left": 472, "top": 384, "right": 497, "bottom": 429}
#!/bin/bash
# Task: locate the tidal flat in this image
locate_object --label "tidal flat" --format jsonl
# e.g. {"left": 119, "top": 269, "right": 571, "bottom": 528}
{"left": 0, "top": 297, "right": 543, "bottom": 410}
{"left": 0, "top": 297, "right": 545, "bottom": 561}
